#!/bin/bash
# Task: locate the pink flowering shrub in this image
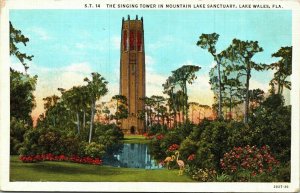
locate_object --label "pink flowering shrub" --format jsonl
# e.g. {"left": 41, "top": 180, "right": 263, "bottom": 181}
{"left": 220, "top": 145, "right": 279, "bottom": 177}
{"left": 167, "top": 144, "right": 180, "bottom": 152}
{"left": 143, "top": 133, "right": 154, "bottom": 140}
{"left": 156, "top": 134, "right": 164, "bottom": 140}
{"left": 188, "top": 154, "right": 196, "bottom": 161}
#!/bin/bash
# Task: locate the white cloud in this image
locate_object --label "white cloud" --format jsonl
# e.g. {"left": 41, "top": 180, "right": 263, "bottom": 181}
{"left": 146, "top": 72, "right": 167, "bottom": 97}
{"left": 30, "top": 27, "right": 51, "bottom": 40}
{"left": 249, "top": 79, "right": 269, "bottom": 92}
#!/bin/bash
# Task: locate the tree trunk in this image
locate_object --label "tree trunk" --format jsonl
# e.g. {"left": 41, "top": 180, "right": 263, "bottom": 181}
{"left": 184, "top": 83, "right": 188, "bottom": 122}
{"left": 76, "top": 111, "right": 80, "bottom": 134}
{"left": 83, "top": 109, "right": 86, "bottom": 129}
{"left": 244, "top": 69, "right": 250, "bottom": 124}
{"left": 88, "top": 101, "right": 95, "bottom": 143}
{"left": 217, "top": 61, "right": 223, "bottom": 119}
{"left": 229, "top": 88, "right": 232, "bottom": 120}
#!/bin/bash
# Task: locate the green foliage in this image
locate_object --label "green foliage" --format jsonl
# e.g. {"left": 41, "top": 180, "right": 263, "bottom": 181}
{"left": 10, "top": 117, "right": 31, "bottom": 155}
{"left": 84, "top": 142, "right": 106, "bottom": 158}
{"left": 185, "top": 166, "right": 217, "bottom": 182}
{"left": 111, "top": 95, "right": 129, "bottom": 124}
{"left": 250, "top": 94, "right": 291, "bottom": 162}
{"left": 179, "top": 137, "right": 198, "bottom": 161}
{"left": 10, "top": 21, "right": 33, "bottom": 71}
{"left": 196, "top": 121, "right": 230, "bottom": 170}
{"left": 10, "top": 69, "right": 37, "bottom": 126}
{"left": 148, "top": 124, "right": 167, "bottom": 135}
{"left": 215, "top": 173, "right": 232, "bottom": 182}
{"left": 266, "top": 46, "right": 292, "bottom": 94}
{"left": 94, "top": 123, "right": 124, "bottom": 155}
{"left": 19, "top": 127, "right": 80, "bottom": 156}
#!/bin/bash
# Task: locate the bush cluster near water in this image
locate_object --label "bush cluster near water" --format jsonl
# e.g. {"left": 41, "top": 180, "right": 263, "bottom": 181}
{"left": 12, "top": 122, "right": 124, "bottom": 163}
{"left": 149, "top": 94, "right": 291, "bottom": 182}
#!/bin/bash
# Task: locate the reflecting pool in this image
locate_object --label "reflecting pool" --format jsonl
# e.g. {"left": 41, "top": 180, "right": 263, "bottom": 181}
{"left": 103, "top": 143, "right": 163, "bottom": 169}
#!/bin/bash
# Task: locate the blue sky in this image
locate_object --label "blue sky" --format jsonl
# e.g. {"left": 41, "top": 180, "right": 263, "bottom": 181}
{"left": 10, "top": 10, "right": 292, "bottom": 117}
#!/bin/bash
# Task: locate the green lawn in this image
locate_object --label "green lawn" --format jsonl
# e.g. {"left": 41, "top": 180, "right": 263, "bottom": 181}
{"left": 122, "top": 135, "right": 150, "bottom": 144}
{"left": 10, "top": 156, "right": 194, "bottom": 182}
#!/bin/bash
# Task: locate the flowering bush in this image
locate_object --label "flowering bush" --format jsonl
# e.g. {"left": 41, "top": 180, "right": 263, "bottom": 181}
{"left": 167, "top": 144, "right": 179, "bottom": 152}
{"left": 220, "top": 145, "right": 279, "bottom": 178}
{"left": 189, "top": 167, "right": 217, "bottom": 182}
{"left": 188, "top": 154, "right": 196, "bottom": 161}
{"left": 19, "top": 153, "right": 102, "bottom": 165}
{"left": 156, "top": 134, "right": 164, "bottom": 140}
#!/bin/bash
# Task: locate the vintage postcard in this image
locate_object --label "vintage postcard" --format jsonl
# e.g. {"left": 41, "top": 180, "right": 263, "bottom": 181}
{"left": 0, "top": 0, "right": 299, "bottom": 192}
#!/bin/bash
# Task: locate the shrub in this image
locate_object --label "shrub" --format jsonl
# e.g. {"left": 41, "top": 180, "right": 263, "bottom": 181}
{"left": 84, "top": 142, "right": 105, "bottom": 158}
{"left": 196, "top": 121, "right": 231, "bottom": 170}
{"left": 10, "top": 117, "right": 30, "bottom": 155}
{"left": 220, "top": 145, "right": 280, "bottom": 181}
{"left": 250, "top": 95, "right": 291, "bottom": 163}
{"left": 179, "top": 137, "right": 198, "bottom": 162}
{"left": 186, "top": 166, "right": 217, "bottom": 182}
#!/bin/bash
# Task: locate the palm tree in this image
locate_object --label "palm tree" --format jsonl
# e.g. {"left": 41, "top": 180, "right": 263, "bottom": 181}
{"left": 84, "top": 72, "right": 108, "bottom": 143}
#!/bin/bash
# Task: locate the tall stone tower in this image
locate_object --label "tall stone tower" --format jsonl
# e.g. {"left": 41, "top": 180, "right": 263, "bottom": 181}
{"left": 120, "top": 15, "right": 145, "bottom": 134}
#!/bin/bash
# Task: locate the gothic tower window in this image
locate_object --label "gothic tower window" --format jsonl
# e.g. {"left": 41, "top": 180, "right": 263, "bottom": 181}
{"left": 130, "top": 30, "right": 135, "bottom": 50}
{"left": 137, "top": 31, "right": 142, "bottom": 51}
{"left": 123, "top": 30, "right": 128, "bottom": 51}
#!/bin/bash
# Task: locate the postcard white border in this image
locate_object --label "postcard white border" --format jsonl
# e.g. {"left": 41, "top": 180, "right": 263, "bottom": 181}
{"left": 1, "top": 0, "right": 299, "bottom": 192}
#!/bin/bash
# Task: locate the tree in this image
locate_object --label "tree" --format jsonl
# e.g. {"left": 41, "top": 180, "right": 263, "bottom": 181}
{"left": 172, "top": 65, "right": 200, "bottom": 122}
{"left": 10, "top": 22, "right": 33, "bottom": 72}
{"left": 10, "top": 69, "right": 37, "bottom": 126}
{"left": 150, "top": 95, "right": 166, "bottom": 124}
{"left": 197, "top": 33, "right": 223, "bottom": 119}
{"left": 42, "top": 95, "right": 60, "bottom": 127}
{"left": 266, "top": 46, "right": 292, "bottom": 95}
{"left": 188, "top": 102, "right": 199, "bottom": 123}
{"left": 163, "top": 76, "right": 178, "bottom": 126}
{"left": 249, "top": 88, "right": 265, "bottom": 112}
{"left": 10, "top": 22, "right": 37, "bottom": 126}
{"left": 111, "top": 95, "right": 128, "bottom": 125}
{"left": 222, "top": 77, "right": 243, "bottom": 119}
{"left": 84, "top": 73, "right": 108, "bottom": 143}
{"left": 222, "top": 39, "right": 264, "bottom": 123}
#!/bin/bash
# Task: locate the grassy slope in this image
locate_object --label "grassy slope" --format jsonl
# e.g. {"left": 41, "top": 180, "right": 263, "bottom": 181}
{"left": 10, "top": 156, "right": 194, "bottom": 182}
{"left": 122, "top": 135, "right": 150, "bottom": 144}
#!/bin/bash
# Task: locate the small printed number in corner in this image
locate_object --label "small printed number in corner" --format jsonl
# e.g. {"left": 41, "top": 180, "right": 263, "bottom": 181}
{"left": 274, "top": 184, "right": 289, "bottom": 189}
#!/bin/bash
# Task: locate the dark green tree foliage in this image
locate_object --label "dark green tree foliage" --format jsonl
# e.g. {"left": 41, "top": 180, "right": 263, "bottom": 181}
{"left": 10, "top": 117, "right": 30, "bottom": 155}
{"left": 222, "top": 39, "right": 264, "bottom": 123}
{"left": 150, "top": 95, "right": 165, "bottom": 124}
{"left": 266, "top": 46, "right": 292, "bottom": 94}
{"left": 249, "top": 88, "right": 265, "bottom": 111}
{"left": 111, "top": 95, "right": 128, "bottom": 125}
{"left": 10, "top": 22, "right": 33, "bottom": 71}
{"left": 250, "top": 94, "right": 291, "bottom": 162}
{"left": 10, "top": 69, "right": 37, "bottom": 126}
{"left": 10, "top": 22, "right": 37, "bottom": 154}
{"left": 172, "top": 65, "right": 201, "bottom": 121}
{"left": 93, "top": 123, "right": 124, "bottom": 155}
